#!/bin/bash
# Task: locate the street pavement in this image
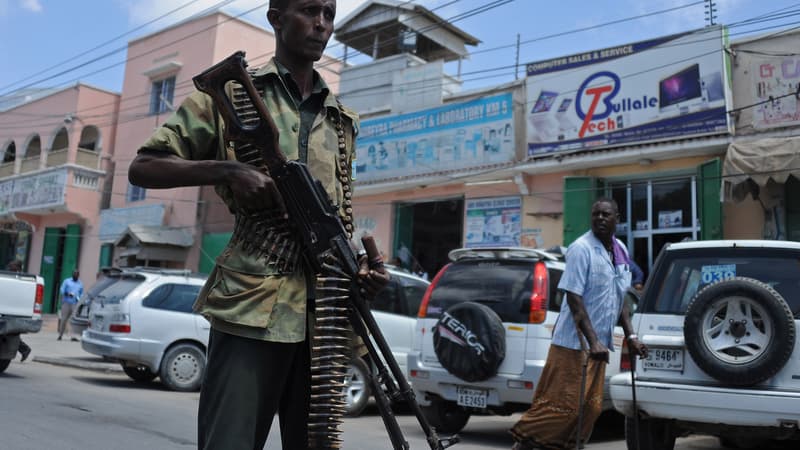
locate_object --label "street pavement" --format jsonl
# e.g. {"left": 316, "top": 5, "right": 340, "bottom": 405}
{"left": 20, "top": 313, "right": 121, "bottom": 373}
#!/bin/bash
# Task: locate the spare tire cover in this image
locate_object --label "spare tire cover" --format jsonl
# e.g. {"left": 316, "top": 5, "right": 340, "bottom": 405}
{"left": 433, "top": 302, "right": 506, "bottom": 382}
{"left": 684, "top": 276, "right": 796, "bottom": 386}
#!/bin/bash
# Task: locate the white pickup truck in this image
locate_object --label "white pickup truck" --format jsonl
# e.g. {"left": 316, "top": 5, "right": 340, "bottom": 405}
{"left": 0, "top": 269, "right": 44, "bottom": 373}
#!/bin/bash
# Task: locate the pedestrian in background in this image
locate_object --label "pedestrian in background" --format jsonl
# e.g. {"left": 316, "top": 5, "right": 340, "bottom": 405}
{"left": 128, "top": 1, "right": 389, "bottom": 448}
{"left": 509, "top": 198, "right": 648, "bottom": 450}
{"left": 6, "top": 259, "right": 31, "bottom": 361}
{"left": 58, "top": 269, "right": 83, "bottom": 341}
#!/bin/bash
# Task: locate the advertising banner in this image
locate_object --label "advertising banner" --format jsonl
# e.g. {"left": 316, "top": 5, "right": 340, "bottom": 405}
{"left": 0, "top": 168, "right": 67, "bottom": 213}
{"left": 749, "top": 55, "right": 800, "bottom": 129}
{"left": 356, "top": 93, "right": 514, "bottom": 182}
{"left": 526, "top": 27, "right": 729, "bottom": 155}
{"left": 465, "top": 196, "right": 521, "bottom": 248}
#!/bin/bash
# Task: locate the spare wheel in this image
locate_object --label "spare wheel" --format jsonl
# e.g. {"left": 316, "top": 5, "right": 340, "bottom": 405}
{"left": 433, "top": 301, "right": 505, "bottom": 382}
{"left": 684, "top": 277, "right": 796, "bottom": 386}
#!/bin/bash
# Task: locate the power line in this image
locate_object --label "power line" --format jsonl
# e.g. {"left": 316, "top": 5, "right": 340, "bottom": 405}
{"left": 0, "top": 0, "right": 724, "bottom": 129}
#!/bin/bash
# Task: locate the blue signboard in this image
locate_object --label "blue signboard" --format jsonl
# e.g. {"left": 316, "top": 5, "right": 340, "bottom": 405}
{"left": 525, "top": 27, "right": 730, "bottom": 155}
{"left": 356, "top": 93, "right": 514, "bottom": 182}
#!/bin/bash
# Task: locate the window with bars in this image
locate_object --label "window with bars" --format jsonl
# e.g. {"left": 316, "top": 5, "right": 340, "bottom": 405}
{"left": 149, "top": 76, "right": 175, "bottom": 115}
{"left": 127, "top": 183, "right": 147, "bottom": 202}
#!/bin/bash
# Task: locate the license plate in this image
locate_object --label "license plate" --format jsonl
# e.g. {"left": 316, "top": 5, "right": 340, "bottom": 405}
{"left": 456, "top": 386, "right": 487, "bottom": 408}
{"left": 643, "top": 347, "right": 684, "bottom": 372}
{"left": 91, "top": 317, "right": 104, "bottom": 330}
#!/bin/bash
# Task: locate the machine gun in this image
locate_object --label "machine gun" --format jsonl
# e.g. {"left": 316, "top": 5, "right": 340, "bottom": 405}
{"left": 193, "top": 51, "right": 458, "bottom": 450}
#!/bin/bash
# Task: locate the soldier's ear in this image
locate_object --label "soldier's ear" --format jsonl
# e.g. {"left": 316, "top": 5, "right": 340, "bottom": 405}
{"left": 267, "top": 8, "right": 282, "bottom": 31}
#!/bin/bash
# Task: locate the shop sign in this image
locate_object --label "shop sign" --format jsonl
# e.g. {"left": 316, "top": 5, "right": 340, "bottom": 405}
{"left": 0, "top": 168, "right": 67, "bottom": 213}
{"left": 356, "top": 93, "right": 514, "bottom": 182}
{"left": 526, "top": 27, "right": 729, "bottom": 155}
{"left": 750, "top": 55, "right": 800, "bottom": 129}
{"left": 465, "top": 196, "right": 521, "bottom": 248}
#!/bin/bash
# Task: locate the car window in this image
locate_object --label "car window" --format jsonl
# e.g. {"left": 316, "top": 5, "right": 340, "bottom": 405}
{"left": 427, "top": 259, "right": 538, "bottom": 322}
{"left": 647, "top": 248, "right": 800, "bottom": 317}
{"left": 95, "top": 276, "right": 144, "bottom": 304}
{"left": 547, "top": 267, "right": 563, "bottom": 312}
{"left": 372, "top": 279, "right": 401, "bottom": 315}
{"left": 399, "top": 276, "right": 429, "bottom": 317}
{"left": 142, "top": 283, "right": 201, "bottom": 313}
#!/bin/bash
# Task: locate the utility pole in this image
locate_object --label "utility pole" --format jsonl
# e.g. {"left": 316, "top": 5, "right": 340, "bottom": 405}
{"left": 705, "top": 0, "right": 717, "bottom": 26}
{"left": 514, "top": 33, "right": 521, "bottom": 80}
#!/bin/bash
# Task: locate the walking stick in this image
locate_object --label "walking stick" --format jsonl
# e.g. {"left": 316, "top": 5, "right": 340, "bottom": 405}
{"left": 572, "top": 315, "right": 589, "bottom": 450}
{"left": 629, "top": 340, "right": 640, "bottom": 450}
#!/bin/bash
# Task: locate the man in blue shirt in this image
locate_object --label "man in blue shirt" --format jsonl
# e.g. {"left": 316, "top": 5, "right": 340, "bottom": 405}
{"left": 510, "top": 198, "right": 648, "bottom": 450}
{"left": 58, "top": 269, "right": 84, "bottom": 341}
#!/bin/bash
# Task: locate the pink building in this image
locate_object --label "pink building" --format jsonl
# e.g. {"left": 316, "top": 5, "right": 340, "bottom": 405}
{"left": 0, "top": 84, "right": 120, "bottom": 312}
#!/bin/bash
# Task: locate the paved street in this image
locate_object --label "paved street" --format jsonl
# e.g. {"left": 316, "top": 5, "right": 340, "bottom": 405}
{"left": 0, "top": 317, "right": 736, "bottom": 449}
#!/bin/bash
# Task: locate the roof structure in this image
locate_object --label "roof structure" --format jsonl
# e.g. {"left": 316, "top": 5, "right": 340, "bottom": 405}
{"left": 115, "top": 224, "right": 193, "bottom": 248}
{"left": 335, "top": 0, "right": 480, "bottom": 62}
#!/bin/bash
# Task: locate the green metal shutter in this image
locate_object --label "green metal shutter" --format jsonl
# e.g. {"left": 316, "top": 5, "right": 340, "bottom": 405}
{"left": 98, "top": 243, "right": 113, "bottom": 269}
{"left": 200, "top": 232, "right": 232, "bottom": 275}
{"left": 697, "top": 158, "right": 723, "bottom": 240}
{"left": 58, "top": 224, "right": 82, "bottom": 290}
{"left": 40, "top": 227, "right": 64, "bottom": 313}
{"left": 563, "top": 177, "right": 599, "bottom": 246}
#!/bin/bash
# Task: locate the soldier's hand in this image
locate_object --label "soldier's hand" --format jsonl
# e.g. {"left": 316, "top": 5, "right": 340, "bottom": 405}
{"left": 228, "top": 163, "right": 286, "bottom": 215}
{"left": 357, "top": 254, "right": 390, "bottom": 299}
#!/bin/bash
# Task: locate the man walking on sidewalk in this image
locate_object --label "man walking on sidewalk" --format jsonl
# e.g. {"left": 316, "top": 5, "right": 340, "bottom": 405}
{"left": 57, "top": 269, "right": 83, "bottom": 341}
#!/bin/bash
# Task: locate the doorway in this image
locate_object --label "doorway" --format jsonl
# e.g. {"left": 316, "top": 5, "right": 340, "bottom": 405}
{"left": 393, "top": 198, "right": 464, "bottom": 278}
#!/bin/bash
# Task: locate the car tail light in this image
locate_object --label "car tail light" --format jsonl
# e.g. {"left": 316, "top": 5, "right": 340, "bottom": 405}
{"left": 33, "top": 283, "right": 44, "bottom": 315}
{"left": 529, "top": 261, "right": 548, "bottom": 324}
{"left": 620, "top": 338, "right": 634, "bottom": 372}
{"left": 109, "top": 313, "right": 131, "bottom": 333}
{"left": 417, "top": 263, "right": 450, "bottom": 318}
{"left": 109, "top": 324, "right": 131, "bottom": 333}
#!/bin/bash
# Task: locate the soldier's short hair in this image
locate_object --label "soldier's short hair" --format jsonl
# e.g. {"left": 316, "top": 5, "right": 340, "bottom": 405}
{"left": 269, "top": 0, "right": 289, "bottom": 10}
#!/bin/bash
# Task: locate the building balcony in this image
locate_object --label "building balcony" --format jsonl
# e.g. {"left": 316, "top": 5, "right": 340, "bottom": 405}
{"left": 0, "top": 165, "right": 105, "bottom": 216}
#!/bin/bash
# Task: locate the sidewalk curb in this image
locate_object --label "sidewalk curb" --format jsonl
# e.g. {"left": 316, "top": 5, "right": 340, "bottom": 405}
{"left": 32, "top": 356, "right": 123, "bottom": 373}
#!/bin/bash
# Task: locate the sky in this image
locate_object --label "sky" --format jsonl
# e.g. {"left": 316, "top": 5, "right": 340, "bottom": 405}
{"left": 1, "top": 0, "right": 800, "bottom": 99}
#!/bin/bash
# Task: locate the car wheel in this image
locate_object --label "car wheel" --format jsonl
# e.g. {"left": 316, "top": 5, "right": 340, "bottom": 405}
{"left": 433, "top": 301, "right": 505, "bottom": 382}
{"left": 0, "top": 358, "right": 10, "bottom": 374}
{"left": 421, "top": 398, "right": 470, "bottom": 434}
{"left": 159, "top": 343, "right": 205, "bottom": 392}
{"left": 625, "top": 416, "right": 676, "bottom": 450}
{"left": 684, "top": 277, "right": 796, "bottom": 386}
{"left": 122, "top": 363, "right": 158, "bottom": 383}
{"left": 343, "top": 357, "right": 372, "bottom": 417}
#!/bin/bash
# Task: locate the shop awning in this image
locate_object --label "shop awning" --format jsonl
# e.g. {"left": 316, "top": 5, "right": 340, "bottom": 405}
{"left": 723, "top": 137, "right": 800, "bottom": 202}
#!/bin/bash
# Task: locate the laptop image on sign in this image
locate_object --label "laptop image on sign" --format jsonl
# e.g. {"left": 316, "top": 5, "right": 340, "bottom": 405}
{"left": 529, "top": 90, "right": 559, "bottom": 141}
{"left": 658, "top": 64, "right": 703, "bottom": 114}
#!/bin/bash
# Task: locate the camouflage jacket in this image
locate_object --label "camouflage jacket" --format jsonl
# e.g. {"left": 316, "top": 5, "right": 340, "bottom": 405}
{"left": 139, "top": 58, "right": 358, "bottom": 342}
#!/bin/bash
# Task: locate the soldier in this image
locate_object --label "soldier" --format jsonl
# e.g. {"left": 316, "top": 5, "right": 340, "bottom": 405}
{"left": 128, "top": 1, "right": 389, "bottom": 449}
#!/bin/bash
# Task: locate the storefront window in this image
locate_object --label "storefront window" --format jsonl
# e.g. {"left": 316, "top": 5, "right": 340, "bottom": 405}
{"left": 652, "top": 178, "right": 692, "bottom": 229}
{"left": 609, "top": 176, "right": 699, "bottom": 274}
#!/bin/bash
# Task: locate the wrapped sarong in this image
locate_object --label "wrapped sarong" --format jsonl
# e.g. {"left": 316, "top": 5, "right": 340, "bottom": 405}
{"left": 509, "top": 344, "right": 606, "bottom": 449}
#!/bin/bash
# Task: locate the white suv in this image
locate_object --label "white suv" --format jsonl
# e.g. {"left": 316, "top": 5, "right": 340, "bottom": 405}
{"left": 81, "top": 268, "right": 209, "bottom": 391}
{"left": 407, "top": 247, "right": 633, "bottom": 434}
{"left": 610, "top": 240, "right": 800, "bottom": 449}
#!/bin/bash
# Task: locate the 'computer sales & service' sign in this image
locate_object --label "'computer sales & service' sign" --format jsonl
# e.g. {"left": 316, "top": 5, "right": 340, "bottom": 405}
{"left": 525, "top": 27, "right": 730, "bottom": 155}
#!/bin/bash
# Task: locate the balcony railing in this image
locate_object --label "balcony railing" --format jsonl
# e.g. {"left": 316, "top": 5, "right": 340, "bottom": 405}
{"left": 0, "top": 162, "right": 14, "bottom": 177}
{"left": 47, "top": 149, "right": 68, "bottom": 167}
{"left": 20, "top": 156, "right": 41, "bottom": 173}
{"left": 75, "top": 148, "right": 100, "bottom": 169}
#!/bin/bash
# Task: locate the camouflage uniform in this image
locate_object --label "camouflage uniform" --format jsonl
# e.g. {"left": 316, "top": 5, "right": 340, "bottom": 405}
{"left": 140, "top": 58, "right": 358, "bottom": 343}
{"left": 139, "top": 58, "right": 358, "bottom": 450}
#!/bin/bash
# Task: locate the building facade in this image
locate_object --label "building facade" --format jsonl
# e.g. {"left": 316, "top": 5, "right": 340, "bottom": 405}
{"left": 0, "top": 84, "right": 119, "bottom": 312}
